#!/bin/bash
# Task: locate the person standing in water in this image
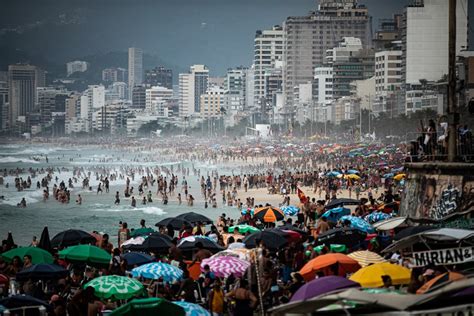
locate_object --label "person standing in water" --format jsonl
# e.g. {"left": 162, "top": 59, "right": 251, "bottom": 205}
{"left": 76, "top": 194, "right": 82, "bottom": 205}
{"left": 131, "top": 196, "right": 136, "bottom": 207}
{"left": 114, "top": 191, "right": 120, "bottom": 205}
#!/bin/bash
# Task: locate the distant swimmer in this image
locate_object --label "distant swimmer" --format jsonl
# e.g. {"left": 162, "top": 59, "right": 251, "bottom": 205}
{"left": 17, "top": 198, "right": 27, "bottom": 208}
{"left": 114, "top": 191, "right": 120, "bottom": 205}
{"left": 142, "top": 196, "right": 147, "bottom": 205}
{"left": 97, "top": 183, "right": 103, "bottom": 194}
{"left": 131, "top": 196, "right": 136, "bottom": 207}
{"left": 76, "top": 194, "right": 82, "bottom": 205}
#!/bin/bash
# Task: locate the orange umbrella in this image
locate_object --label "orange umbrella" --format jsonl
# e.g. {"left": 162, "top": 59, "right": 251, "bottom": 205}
{"left": 254, "top": 206, "right": 285, "bottom": 222}
{"left": 416, "top": 272, "right": 465, "bottom": 294}
{"left": 299, "top": 253, "right": 361, "bottom": 281}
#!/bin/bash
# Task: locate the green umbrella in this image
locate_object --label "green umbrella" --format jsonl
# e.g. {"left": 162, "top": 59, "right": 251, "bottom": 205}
{"left": 84, "top": 275, "right": 144, "bottom": 300}
{"left": 110, "top": 298, "right": 185, "bottom": 316}
{"left": 228, "top": 225, "right": 260, "bottom": 234}
{"left": 130, "top": 227, "right": 155, "bottom": 238}
{"left": 2, "top": 247, "right": 53, "bottom": 264}
{"left": 59, "top": 244, "right": 111, "bottom": 265}
{"left": 314, "top": 244, "right": 347, "bottom": 254}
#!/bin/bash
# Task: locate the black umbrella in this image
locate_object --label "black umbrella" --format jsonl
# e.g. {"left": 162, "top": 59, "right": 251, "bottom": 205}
{"left": 50, "top": 229, "right": 97, "bottom": 248}
{"left": 325, "top": 198, "right": 360, "bottom": 209}
{"left": 155, "top": 217, "right": 191, "bottom": 230}
{"left": 176, "top": 212, "right": 213, "bottom": 224}
{"left": 278, "top": 224, "right": 308, "bottom": 236}
{"left": 177, "top": 236, "right": 224, "bottom": 253}
{"left": 316, "top": 228, "right": 367, "bottom": 248}
{"left": 124, "top": 233, "right": 173, "bottom": 253}
{"left": 121, "top": 252, "right": 154, "bottom": 268}
{"left": 393, "top": 226, "right": 435, "bottom": 241}
{"left": 38, "top": 226, "right": 51, "bottom": 252}
{"left": 16, "top": 264, "right": 68, "bottom": 281}
{"left": 243, "top": 231, "right": 288, "bottom": 250}
{"left": 0, "top": 294, "right": 51, "bottom": 311}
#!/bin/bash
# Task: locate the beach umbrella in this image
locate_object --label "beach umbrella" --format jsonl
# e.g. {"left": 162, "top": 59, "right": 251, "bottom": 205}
{"left": 124, "top": 233, "right": 173, "bottom": 253}
{"left": 51, "top": 229, "right": 96, "bottom": 248}
{"left": 0, "top": 294, "right": 51, "bottom": 311}
{"left": 299, "top": 253, "right": 361, "bottom": 281}
{"left": 228, "top": 224, "right": 260, "bottom": 234}
{"left": 2, "top": 247, "right": 54, "bottom": 264}
{"left": 281, "top": 205, "right": 300, "bottom": 216}
{"left": 155, "top": 217, "right": 191, "bottom": 230}
{"left": 132, "top": 262, "right": 183, "bottom": 282}
{"left": 254, "top": 206, "right": 285, "bottom": 222}
{"left": 227, "top": 242, "right": 246, "bottom": 250}
{"left": 321, "top": 207, "right": 351, "bottom": 222}
{"left": 393, "top": 226, "right": 434, "bottom": 241}
{"left": 317, "top": 228, "right": 367, "bottom": 248}
{"left": 178, "top": 236, "right": 224, "bottom": 252}
{"left": 326, "top": 171, "right": 341, "bottom": 177}
{"left": 201, "top": 256, "right": 250, "bottom": 278}
{"left": 347, "top": 169, "right": 359, "bottom": 174}
{"left": 314, "top": 244, "right": 347, "bottom": 254}
{"left": 243, "top": 231, "right": 288, "bottom": 250}
{"left": 347, "top": 250, "right": 386, "bottom": 267}
{"left": 393, "top": 173, "right": 406, "bottom": 181}
{"left": 122, "top": 236, "right": 146, "bottom": 247}
{"left": 173, "top": 301, "right": 210, "bottom": 316}
{"left": 38, "top": 226, "right": 51, "bottom": 252}
{"left": 121, "top": 252, "right": 154, "bottom": 268}
{"left": 349, "top": 262, "right": 411, "bottom": 288}
{"left": 176, "top": 212, "right": 212, "bottom": 224}
{"left": 111, "top": 298, "right": 185, "bottom": 316}
{"left": 340, "top": 215, "right": 374, "bottom": 233}
{"left": 416, "top": 272, "right": 465, "bottom": 294}
{"left": 16, "top": 264, "right": 68, "bottom": 281}
{"left": 373, "top": 216, "right": 407, "bottom": 231}
{"left": 344, "top": 174, "right": 361, "bottom": 180}
{"left": 364, "top": 212, "right": 392, "bottom": 224}
{"left": 325, "top": 198, "right": 360, "bottom": 209}
{"left": 382, "top": 173, "right": 394, "bottom": 178}
{"left": 241, "top": 208, "right": 254, "bottom": 216}
{"left": 267, "top": 228, "right": 302, "bottom": 243}
{"left": 278, "top": 224, "right": 307, "bottom": 236}
{"left": 211, "top": 249, "right": 251, "bottom": 261}
{"left": 84, "top": 275, "right": 144, "bottom": 300}
{"left": 290, "top": 276, "right": 360, "bottom": 302}
{"left": 130, "top": 227, "right": 155, "bottom": 237}
{"left": 59, "top": 244, "right": 111, "bottom": 265}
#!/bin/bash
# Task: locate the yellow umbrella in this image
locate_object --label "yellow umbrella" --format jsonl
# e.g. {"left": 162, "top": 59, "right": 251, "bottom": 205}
{"left": 349, "top": 262, "right": 411, "bottom": 288}
{"left": 347, "top": 250, "right": 386, "bottom": 267}
{"left": 393, "top": 173, "right": 406, "bottom": 181}
{"left": 344, "top": 174, "right": 361, "bottom": 180}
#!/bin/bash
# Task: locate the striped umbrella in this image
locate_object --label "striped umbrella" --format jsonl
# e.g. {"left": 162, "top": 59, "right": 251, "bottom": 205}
{"left": 340, "top": 215, "right": 374, "bottom": 233}
{"left": 211, "top": 249, "right": 251, "bottom": 261}
{"left": 201, "top": 256, "right": 250, "bottom": 278}
{"left": 321, "top": 207, "right": 351, "bottom": 222}
{"left": 281, "top": 205, "right": 300, "bottom": 216}
{"left": 364, "top": 212, "right": 391, "bottom": 224}
{"left": 228, "top": 225, "right": 260, "bottom": 234}
{"left": 132, "top": 262, "right": 183, "bottom": 282}
{"left": 254, "top": 206, "right": 285, "bottom": 222}
{"left": 348, "top": 250, "right": 386, "bottom": 267}
{"left": 84, "top": 275, "right": 144, "bottom": 300}
{"left": 173, "top": 301, "right": 210, "bottom": 316}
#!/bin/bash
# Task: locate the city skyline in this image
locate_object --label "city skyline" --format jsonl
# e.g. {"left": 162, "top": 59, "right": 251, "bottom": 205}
{"left": 0, "top": 0, "right": 450, "bottom": 76}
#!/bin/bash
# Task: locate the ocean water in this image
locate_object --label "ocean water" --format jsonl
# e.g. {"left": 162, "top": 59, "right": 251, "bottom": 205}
{"left": 0, "top": 144, "right": 241, "bottom": 246}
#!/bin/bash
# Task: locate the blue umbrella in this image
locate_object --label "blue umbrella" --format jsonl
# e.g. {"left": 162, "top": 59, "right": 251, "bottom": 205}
{"left": 326, "top": 171, "right": 341, "bottom": 177}
{"left": 241, "top": 208, "right": 254, "bottom": 216}
{"left": 340, "top": 215, "right": 374, "bottom": 233}
{"left": 364, "top": 212, "right": 392, "bottom": 224}
{"left": 382, "top": 173, "right": 394, "bottom": 178}
{"left": 321, "top": 207, "right": 351, "bottom": 222}
{"left": 122, "top": 252, "right": 154, "bottom": 268}
{"left": 132, "top": 262, "right": 183, "bottom": 282}
{"left": 173, "top": 301, "right": 210, "bottom": 316}
{"left": 281, "top": 205, "right": 300, "bottom": 216}
{"left": 347, "top": 169, "right": 359, "bottom": 174}
{"left": 16, "top": 263, "right": 68, "bottom": 281}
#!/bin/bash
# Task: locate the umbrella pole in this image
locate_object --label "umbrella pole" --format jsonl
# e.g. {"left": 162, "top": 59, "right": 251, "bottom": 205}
{"left": 253, "top": 248, "right": 265, "bottom": 316}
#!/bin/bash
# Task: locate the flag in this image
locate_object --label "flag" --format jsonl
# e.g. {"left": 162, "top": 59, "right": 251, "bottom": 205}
{"left": 297, "top": 188, "right": 308, "bottom": 204}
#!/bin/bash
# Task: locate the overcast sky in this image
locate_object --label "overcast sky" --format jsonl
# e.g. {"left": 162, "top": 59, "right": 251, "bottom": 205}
{"left": 1, "top": 0, "right": 472, "bottom": 75}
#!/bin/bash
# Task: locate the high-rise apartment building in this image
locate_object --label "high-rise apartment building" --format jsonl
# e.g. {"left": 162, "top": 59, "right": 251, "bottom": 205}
{"left": 225, "top": 68, "right": 246, "bottom": 112}
{"left": 131, "top": 85, "right": 146, "bottom": 109}
{"left": 254, "top": 26, "right": 284, "bottom": 106}
{"left": 8, "top": 64, "right": 38, "bottom": 130}
{"left": 37, "top": 87, "right": 69, "bottom": 126}
{"left": 200, "top": 86, "right": 227, "bottom": 118}
{"left": 66, "top": 61, "right": 89, "bottom": 77}
{"left": 374, "top": 48, "right": 403, "bottom": 114}
{"left": 145, "top": 86, "right": 173, "bottom": 116}
{"left": 178, "top": 65, "right": 209, "bottom": 117}
{"left": 145, "top": 67, "right": 173, "bottom": 89}
{"left": 0, "top": 80, "right": 8, "bottom": 131}
{"left": 283, "top": 0, "right": 372, "bottom": 106}
{"left": 128, "top": 47, "right": 143, "bottom": 95}
{"left": 102, "top": 68, "right": 127, "bottom": 83}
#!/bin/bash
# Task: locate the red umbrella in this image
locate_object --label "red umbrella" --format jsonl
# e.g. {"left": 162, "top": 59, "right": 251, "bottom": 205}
{"left": 281, "top": 230, "right": 302, "bottom": 243}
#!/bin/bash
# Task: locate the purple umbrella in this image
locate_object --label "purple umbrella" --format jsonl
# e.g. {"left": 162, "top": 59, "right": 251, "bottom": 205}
{"left": 290, "top": 276, "right": 360, "bottom": 302}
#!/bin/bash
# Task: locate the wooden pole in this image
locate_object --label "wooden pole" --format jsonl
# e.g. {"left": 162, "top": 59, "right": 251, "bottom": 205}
{"left": 447, "top": 0, "right": 458, "bottom": 161}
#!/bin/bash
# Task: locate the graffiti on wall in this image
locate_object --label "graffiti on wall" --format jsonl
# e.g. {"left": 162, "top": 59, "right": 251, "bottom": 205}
{"left": 401, "top": 174, "right": 474, "bottom": 220}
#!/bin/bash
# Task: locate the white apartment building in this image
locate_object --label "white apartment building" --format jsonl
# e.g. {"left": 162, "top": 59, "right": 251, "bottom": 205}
{"left": 128, "top": 47, "right": 143, "bottom": 93}
{"left": 244, "top": 66, "right": 255, "bottom": 109}
{"left": 79, "top": 85, "right": 105, "bottom": 132}
{"left": 66, "top": 61, "right": 88, "bottom": 77}
{"left": 374, "top": 49, "right": 402, "bottom": 114}
{"left": 254, "top": 26, "right": 284, "bottom": 105}
{"left": 178, "top": 65, "right": 209, "bottom": 117}
{"left": 146, "top": 86, "right": 173, "bottom": 117}
{"left": 200, "top": 86, "right": 227, "bottom": 118}
{"left": 314, "top": 67, "right": 334, "bottom": 107}
{"left": 325, "top": 37, "right": 363, "bottom": 65}
{"left": 403, "top": 0, "right": 468, "bottom": 86}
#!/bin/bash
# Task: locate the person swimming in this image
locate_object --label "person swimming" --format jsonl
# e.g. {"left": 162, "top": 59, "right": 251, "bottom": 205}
{"left": 17, "top": 198, "right": 27, "bottom": 208}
